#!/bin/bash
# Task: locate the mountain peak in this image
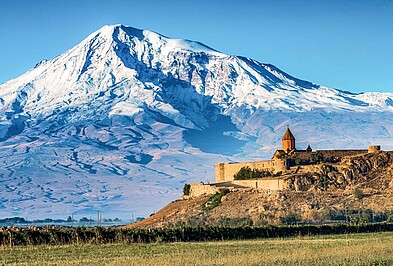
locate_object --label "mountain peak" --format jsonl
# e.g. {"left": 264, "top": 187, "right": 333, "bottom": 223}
{"left": 100, "top": 24, "right": 225, "bottom": 57}
{"left": 95, "top": 24, "right": 145, "bottom": 39}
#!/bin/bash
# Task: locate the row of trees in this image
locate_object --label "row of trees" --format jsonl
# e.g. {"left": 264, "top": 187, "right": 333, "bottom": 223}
{"left": 2, "top": 223, "right": 393, "bottom": 246}
{"left": 234, "top": 166, "right": 278, "bottom": 180}
{"left": 0, "top": 216, "right": 123, "bottom": 226}
{"left": 323, "top": 208, "right": 393, "bottom": 224}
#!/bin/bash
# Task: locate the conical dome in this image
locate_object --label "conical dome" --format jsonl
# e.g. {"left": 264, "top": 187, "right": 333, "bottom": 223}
{"left": 282, "top": 128, "right": 295, "bottom": 141}
{"left": 282, "top": 127, "right": 296, "bottom": 152}
{"left": 306, "top": 144, "right": 312, "bottom": 152}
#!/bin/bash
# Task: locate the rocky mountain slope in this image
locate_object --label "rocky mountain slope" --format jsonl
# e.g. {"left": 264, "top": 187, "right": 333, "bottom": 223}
{"left": 128, "top": 151, "right": 393, "bottom": 228}
{"left": 1, "top": 24, "right": 393, "bottom": 219}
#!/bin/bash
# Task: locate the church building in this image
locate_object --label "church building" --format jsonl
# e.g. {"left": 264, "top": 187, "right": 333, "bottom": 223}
{"left": 272, "top": 127, "right": 312, "bottom": 159}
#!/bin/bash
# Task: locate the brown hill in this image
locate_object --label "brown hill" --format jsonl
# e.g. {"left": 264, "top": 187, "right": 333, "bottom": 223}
{"left": 126, "top": 151, "right": 393, "bottom": 228}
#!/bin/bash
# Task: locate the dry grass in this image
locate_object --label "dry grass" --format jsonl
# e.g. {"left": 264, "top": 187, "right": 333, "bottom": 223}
{"left": 1, "top": 232, "right": 393, "bottom": 265}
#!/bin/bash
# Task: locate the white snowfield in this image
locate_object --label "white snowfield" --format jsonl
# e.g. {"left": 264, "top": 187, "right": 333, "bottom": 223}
{"left": 1, "top": 24, "right": 393, "bottom": 219}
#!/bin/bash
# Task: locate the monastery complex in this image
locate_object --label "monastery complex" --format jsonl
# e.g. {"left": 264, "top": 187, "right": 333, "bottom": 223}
{"left": 186, "top": 127, "right": 382, "bottom": 198}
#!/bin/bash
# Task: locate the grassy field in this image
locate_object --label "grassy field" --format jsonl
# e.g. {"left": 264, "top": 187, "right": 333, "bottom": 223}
{"left": 1, "top": 232, "right": 393, "bottom": 265}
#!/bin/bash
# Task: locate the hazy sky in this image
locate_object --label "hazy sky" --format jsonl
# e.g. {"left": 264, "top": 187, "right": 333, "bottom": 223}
{"left": 1, "top": 0, "right": 393, "bottom": 93}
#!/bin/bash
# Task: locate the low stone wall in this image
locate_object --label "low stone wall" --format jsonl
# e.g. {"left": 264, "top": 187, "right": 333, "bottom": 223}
{"left": 215, "top": 159, "right": 287, "bottom": 182}
{"left": 233, "top": 178, "right": 285, "bottom": 191}
{"left": 188, "top": 183, "right": 220, "bottom": 198}
{"left": 186, "top": 178, "right": 286, "bottom": 198}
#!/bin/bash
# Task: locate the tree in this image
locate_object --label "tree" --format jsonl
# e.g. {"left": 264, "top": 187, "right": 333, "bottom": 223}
{"left": 183, "top": 184, "right": 191, "bottom": 196}
{"left": 280, "top": 212, "right": 300, "bottom": 225}
{"left": 310, "top": 151, "right": 325, "bottom": 164}
{"left": 79, "top": 217, "right": 91, "bottom": 222}
{"left": 353, "top": 187, "right": 364, "bottom": 200}
{"left": 234, "top": 166, "right": 272, "bottom": 180}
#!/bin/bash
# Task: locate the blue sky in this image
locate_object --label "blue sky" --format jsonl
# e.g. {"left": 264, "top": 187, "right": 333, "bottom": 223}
{"left": 1, "top": 0, "right": 392, "bottom": 93}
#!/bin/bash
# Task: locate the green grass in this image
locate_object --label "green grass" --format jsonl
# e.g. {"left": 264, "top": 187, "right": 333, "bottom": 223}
{"left": 1, "top": 232, "right": 393, "bottom": 265}
{"left": 202, "top": 192, "right": 223, "bottom": 211}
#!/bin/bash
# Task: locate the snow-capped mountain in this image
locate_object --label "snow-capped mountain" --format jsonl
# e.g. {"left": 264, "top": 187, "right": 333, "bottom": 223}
{"left": 1, "top": 24, "right": 393, "bottom": 219}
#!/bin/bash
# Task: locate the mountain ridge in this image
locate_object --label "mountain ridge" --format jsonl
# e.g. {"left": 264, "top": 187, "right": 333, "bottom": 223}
{"left": 3, "top": 25, "right": 393, "bottom": 113}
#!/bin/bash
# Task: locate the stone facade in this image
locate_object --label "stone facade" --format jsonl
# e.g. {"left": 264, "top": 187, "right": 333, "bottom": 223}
{"left": 233, "top": 179, "right": 285, "bottom": 190}
{"left": 215, "top": 159, "right": 288, "bottom": 183}
{"left": 186, "top": 183, "right": 220, "bottom": 198}
{"left": 186, "top": 178, "right": 286, "bottom": 198}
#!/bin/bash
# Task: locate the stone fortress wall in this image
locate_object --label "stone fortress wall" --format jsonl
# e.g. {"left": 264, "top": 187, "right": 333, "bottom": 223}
{"left": 187, "top": 183, "right": 220, "bottom": 198}
{"left": 186, "top": 179, "right": 286, "bottom": 198}
{"left": 233, "top": 179, "right": 285, "bottom": 190}
{"left": 215, "top": 159, "right": 288, "bottom": 183}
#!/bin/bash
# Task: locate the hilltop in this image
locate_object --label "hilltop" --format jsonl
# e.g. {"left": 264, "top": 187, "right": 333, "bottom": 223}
{"left": 127, "top": 150, "right": 393, "bottom": 228}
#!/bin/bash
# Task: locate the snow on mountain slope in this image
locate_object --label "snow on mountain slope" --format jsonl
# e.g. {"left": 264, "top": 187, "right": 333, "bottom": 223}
{"left": 1, "top": 24, "right": 393, "bottom": 219}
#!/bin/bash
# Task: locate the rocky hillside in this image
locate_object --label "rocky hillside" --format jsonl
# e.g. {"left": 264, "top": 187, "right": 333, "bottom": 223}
{"left": 286, "top": 151, "right": 393, "bottom": 191}
{"left": 127, "top": 151, "right": 393, "bottom": 228}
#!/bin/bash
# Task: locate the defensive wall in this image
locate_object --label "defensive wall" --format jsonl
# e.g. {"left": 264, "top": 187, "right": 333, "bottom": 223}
{"left": 187, "top": 178, "right": 286, "bottom": 198}
{"left": 186, "top": 182, "right": 220, "bottom": 198}
{"left": 215, "top": 159, "right": 288, "bottom": 183}
{"left": 233, "top": 178, "right": 285, "bottom": 190}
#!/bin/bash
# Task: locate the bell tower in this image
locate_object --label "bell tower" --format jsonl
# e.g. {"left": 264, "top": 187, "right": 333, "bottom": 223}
{"left": 282, "top": 127, "right": 295, "bottom": 152}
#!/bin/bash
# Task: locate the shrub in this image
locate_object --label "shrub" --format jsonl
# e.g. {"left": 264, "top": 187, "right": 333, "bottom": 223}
{"left": 353, "top": 188, "right": 364, "bottom": 200}
{"left": 234, "top": 166, "right": 272, "bottom": 180}
{"left": 202, "top": 192, "right": 223, "bottom": 211}
{"left": 219, "top": 217, "right": 253, "bottom": 227}
{"left": 219, "top": 188, "right": 230, "bottom": 196}
{"left": 280, "top": 213, "right": 300, "bottom": 225}
{"left": 387, "top": 212, "right": 393, "bottom": 222}
{"left": 321, "top": 208, "right": 335, "bottom": 221}
{"left": 183, "top": 184, "right": 191, "bottom": 196}
{"left": 310, "top": 151, "right": 325, "bottom": 164}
